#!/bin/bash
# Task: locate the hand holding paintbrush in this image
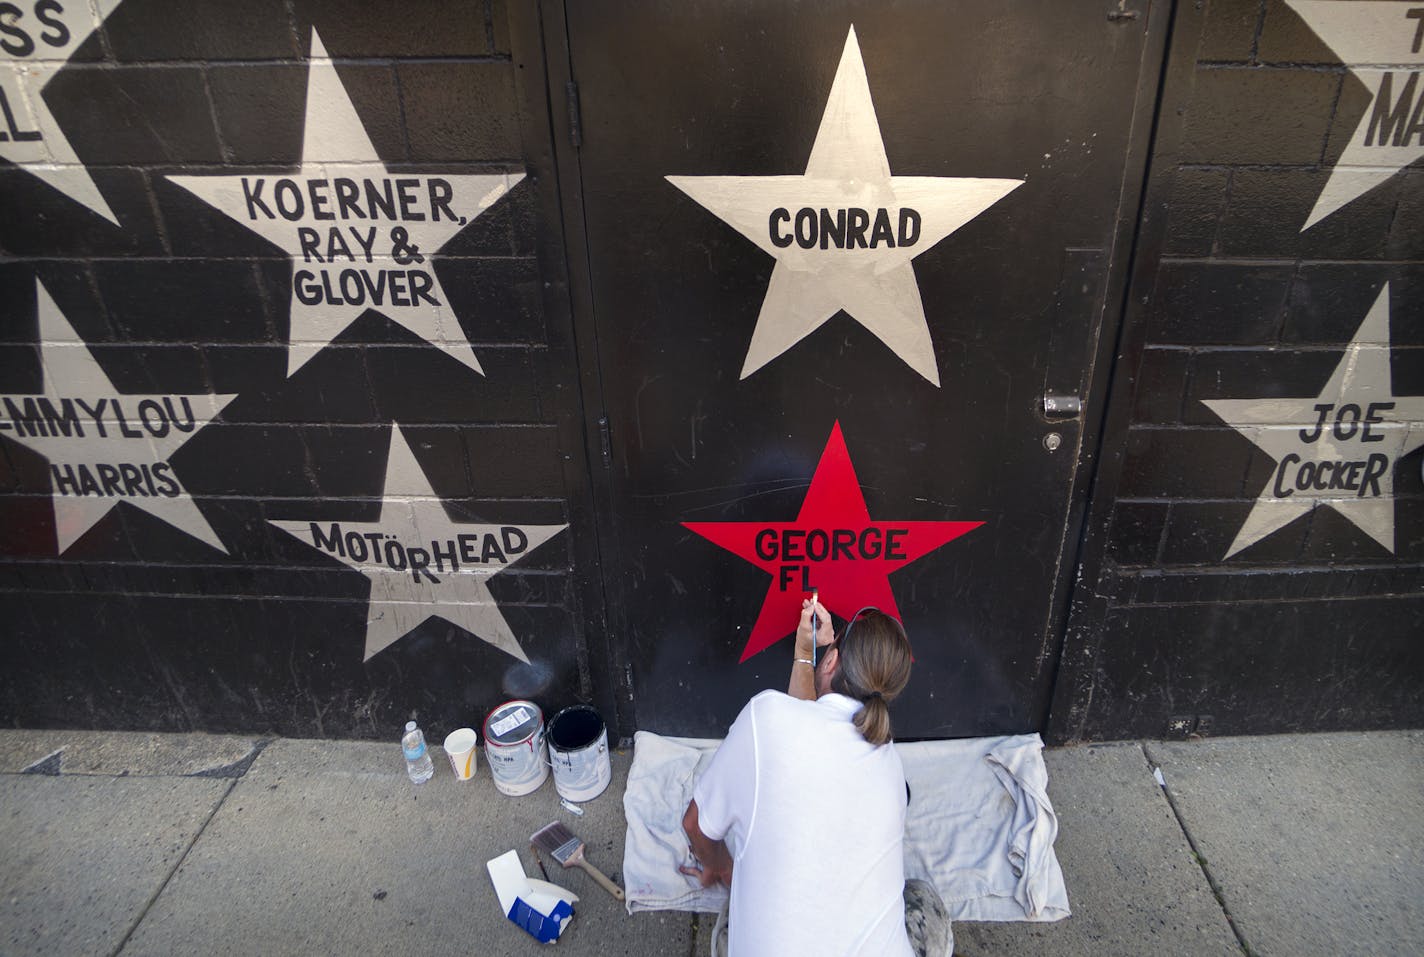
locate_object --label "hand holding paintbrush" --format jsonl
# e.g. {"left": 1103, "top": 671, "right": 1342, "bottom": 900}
{"left": 531, "top": 821, "right": 625, "bottom": 901}
{"left": 789, "top": 592, "right": 833, "bottom": 699}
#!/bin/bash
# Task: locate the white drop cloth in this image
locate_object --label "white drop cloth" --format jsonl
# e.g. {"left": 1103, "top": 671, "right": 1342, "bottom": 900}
{"left": 622, "top": 730, "right": 1070, "bottom": 922}
{"left": 621, "top": 732, "right": 727, "bottom": 914}
{"left": 899, "top": 734, "right": 1070, "bottom": 921}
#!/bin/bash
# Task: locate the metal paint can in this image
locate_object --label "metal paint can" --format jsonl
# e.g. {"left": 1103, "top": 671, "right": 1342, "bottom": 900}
{"left": 482, "top": 700, "right": 548, "bottom": 796}
{"left": 547, "top": 704, "right": 611, "bottom": 803}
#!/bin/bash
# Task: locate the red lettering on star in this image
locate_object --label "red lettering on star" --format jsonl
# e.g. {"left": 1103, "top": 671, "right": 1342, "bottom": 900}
{"left": 683, "top": 421, "right": 983, "bottom": 662}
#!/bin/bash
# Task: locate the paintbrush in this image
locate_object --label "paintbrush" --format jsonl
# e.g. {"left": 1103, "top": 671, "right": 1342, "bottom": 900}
{"left": 531, "top": 820, "right": 625, "bottom": 901}
{"left": 810, "top": 588, "right": 820, "bottom": 666}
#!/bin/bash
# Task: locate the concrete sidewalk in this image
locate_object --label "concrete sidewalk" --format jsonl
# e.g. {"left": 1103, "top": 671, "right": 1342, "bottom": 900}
{"left": 0, "top": 728, "right": 1419, "bottom": 957}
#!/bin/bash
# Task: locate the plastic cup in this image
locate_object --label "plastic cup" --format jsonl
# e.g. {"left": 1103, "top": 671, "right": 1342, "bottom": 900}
{"left": 443, "top": 727, "right": 479, "bottom": 781}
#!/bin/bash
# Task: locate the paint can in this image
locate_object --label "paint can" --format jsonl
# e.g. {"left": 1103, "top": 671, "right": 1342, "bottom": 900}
{"left": 482, "top": 700, "right": 548, "bottom": 796}
{"left": 547, "top": 704, "right": 612, "bottom": 803}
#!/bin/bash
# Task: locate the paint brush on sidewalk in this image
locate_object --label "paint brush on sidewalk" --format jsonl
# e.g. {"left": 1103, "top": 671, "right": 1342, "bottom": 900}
{"left": 531, "top": 821, "right": 625, "bottom": 901}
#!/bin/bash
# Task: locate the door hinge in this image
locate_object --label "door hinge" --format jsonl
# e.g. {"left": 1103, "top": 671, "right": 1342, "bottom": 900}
{"left": 566, "top": 81, "right": 583, "bottom": 148}
{"left": 598, "top": 416, "right": 611, "bottom": 468}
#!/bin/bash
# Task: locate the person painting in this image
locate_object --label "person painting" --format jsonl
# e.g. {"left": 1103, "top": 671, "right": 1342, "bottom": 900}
{"left": 680, "top": 596, "right": 952, "bottom": 957}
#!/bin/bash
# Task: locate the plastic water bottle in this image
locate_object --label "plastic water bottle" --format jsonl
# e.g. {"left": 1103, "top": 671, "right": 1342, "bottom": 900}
{"left": 402, "top": 721, "right": 434, "bottom": 784}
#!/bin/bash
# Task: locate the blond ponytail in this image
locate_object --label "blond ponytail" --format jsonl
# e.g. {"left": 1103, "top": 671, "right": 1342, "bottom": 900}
{"left": 830, "top": 611, "right": 912, "bottom": 746}
{"left": 853, "top": 693, "right": 894, "bottom": 747}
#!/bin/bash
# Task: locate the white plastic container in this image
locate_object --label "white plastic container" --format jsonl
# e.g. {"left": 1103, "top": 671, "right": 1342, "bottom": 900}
{"left": 443, "top": 727, "right": 479, "bottom": 781}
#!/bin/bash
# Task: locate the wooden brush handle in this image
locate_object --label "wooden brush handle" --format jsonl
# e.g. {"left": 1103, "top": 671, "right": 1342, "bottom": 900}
{"left": 577, "top": 859, "right": 626, "bottom": 901}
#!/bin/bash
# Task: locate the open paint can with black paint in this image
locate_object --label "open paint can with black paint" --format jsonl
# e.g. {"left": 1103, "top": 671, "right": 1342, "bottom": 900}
{"left": 547, "top": 704, "right": 611, "bottom": 802}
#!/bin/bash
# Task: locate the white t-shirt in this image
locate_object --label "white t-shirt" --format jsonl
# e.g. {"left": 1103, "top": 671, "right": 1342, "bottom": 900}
{"left": 692, "top": 690, "right": 914, "bottom": 957}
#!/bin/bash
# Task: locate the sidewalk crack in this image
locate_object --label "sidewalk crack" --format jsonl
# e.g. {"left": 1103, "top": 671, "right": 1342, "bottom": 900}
{"left": 109, "top": 776, "right": 238, "bottom": 956}
{"left": 1140, "top": 742, "right": 1256, "bottom": 957}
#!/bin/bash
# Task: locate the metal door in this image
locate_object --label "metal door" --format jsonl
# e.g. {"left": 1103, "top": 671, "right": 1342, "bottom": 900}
{"left": 550, "top": 0, "right": 1167, "bottom": 736}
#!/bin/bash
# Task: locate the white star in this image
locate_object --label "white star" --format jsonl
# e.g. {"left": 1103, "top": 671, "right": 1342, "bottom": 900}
{"left": 1287, "top": 1, "right": 1424, "bottom": 229}
{"left": 167, "top": 29, "right": 524, "bottom": 377}
{"left": 270, "top": 425, "right": 566, "bottom": 662}
{"left": 1202, "top": 284, "right": 1424, "bottom": 557}
{"left": 0, "top": 279, "right": 235, "bottom": 553}
{"left": 666, "top": 25, "right": 1022, "bottom": 386}
{"left": 1, "top": 0, "right": 122, "bottom": 223}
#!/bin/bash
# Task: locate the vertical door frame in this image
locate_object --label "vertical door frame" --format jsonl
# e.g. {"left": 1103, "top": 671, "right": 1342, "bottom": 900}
{"left": 1046, "top": 0, "right": 1207, "bottom": 743}
{"left": 506, "top": 1, "right": 632, "bottom": 735}
{"left": 1013, "top": 0, "right": 1177, "bottom": 732}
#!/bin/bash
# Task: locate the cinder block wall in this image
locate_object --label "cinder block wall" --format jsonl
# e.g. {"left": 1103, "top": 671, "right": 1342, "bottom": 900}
{"left": 1052, "top": 0, "right": 1424, "bottom": 741}
{"left": 0, "top": 0, "right": 596, "bottom": 737}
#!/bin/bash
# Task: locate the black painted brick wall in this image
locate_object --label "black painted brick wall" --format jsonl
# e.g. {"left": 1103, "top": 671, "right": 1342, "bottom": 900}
{"left": 5, "top": 0, "right": 1419, "bottom": 745}
{"left": 1057, "top": 0, "right": 1424, "bottom": 741}
{"left": 0, "top": 0, "right": 588, "bottom": 739}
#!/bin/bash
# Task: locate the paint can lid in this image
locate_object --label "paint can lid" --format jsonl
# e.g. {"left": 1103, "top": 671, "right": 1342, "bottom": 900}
{"left": 484, "top": 700, "right": 542, "bottom": 745}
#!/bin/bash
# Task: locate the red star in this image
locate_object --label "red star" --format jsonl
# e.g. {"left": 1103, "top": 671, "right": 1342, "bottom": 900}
{"left": 684, "top": 422, "right": 983, "bottom": 662}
